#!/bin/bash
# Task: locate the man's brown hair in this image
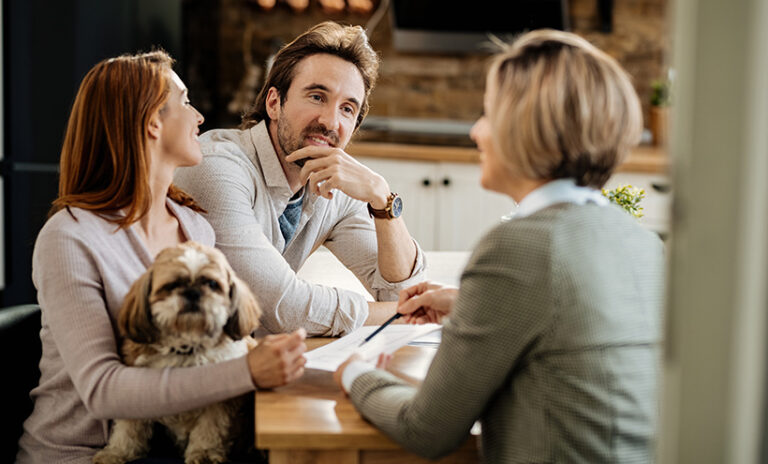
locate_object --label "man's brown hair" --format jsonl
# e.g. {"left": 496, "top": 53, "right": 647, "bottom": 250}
{"left": 240, "top": 21, "right": 380, "bottom": 130}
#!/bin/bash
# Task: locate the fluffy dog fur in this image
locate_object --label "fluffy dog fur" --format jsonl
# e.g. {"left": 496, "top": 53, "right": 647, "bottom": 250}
{"left": 93, "top": 241, "right": 261, "bottom": 464}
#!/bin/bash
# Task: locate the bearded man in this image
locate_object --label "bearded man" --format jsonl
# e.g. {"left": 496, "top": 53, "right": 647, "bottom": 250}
{"left": 175, "top": 21, "right": 424, "bottom": 337}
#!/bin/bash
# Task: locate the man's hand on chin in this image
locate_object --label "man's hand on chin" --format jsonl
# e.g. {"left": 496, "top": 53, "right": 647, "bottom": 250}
{"left": 286, "top": 145, "right": 390, "bottom": 206}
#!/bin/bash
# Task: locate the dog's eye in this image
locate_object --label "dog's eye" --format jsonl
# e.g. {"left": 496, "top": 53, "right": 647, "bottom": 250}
{"left": 161, "top": 280, "right": 184, "bottom": 293}
{"left": 204, "top": 279, "right": 221, "bottom": 291}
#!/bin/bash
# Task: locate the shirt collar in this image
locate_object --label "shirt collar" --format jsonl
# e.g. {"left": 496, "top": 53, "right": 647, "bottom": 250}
{"left": 249, "top": 121, "right": 291, "bottom": 190}
{"left": 514, "top": 178, "right": 608, "bottom": 219}
{"left": 248, "top": 120, "right": 319, "bottom": 217}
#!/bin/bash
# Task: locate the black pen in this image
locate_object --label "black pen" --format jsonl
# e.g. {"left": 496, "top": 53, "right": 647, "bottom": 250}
{"left": 358, "top": 313, "right": 403, "bottom": 347}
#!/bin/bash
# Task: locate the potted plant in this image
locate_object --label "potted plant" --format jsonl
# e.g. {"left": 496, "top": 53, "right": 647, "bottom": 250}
{"left": 602, "top": 185, "right": 645, "bottom": 218}
{"left": 649, "top": 77, "right": 671, "bottom": 147}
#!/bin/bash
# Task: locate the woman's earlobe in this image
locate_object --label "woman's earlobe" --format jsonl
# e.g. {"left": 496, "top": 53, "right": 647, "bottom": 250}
{"left": 147, "top": 116, "right": 162, "bottom": 140}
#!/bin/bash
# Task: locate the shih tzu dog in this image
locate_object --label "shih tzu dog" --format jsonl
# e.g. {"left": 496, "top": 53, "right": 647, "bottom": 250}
{"left": 93, "top": 241, "right": 261, "bottom": 464}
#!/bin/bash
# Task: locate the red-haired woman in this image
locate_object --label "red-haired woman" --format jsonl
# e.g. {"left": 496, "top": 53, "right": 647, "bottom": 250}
{"left": 17, "top": 51, "right": 306, "bottom": 464}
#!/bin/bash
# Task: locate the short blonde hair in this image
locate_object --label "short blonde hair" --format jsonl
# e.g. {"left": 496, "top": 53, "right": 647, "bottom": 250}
{"left": 487, "top": 29, "right": 643, "bottom": 188}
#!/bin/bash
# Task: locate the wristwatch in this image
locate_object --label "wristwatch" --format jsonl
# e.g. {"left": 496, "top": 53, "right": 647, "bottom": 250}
{"left": 367, "top": 193, "right": 403, "bottom": 219}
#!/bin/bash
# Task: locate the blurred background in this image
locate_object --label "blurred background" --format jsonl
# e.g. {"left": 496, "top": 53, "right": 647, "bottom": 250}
{"left": 185, "top": 0, "right": 668, "bottom": 135}
{"left": 0, "top": 0, "right": 670, "bottom": 306}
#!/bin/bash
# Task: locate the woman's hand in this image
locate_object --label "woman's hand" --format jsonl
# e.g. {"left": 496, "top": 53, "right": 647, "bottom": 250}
{"left": 397, "top": 281, "right": 458, "bottom": 324}
{"left": 247, "top": 328, "right": 307, "bottom": 389}
{"left": 334, "top": 352, "right": 392, "bottom": 395}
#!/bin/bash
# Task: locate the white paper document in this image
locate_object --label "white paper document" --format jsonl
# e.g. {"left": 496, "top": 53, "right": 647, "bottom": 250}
{"left": 305, "top": 323, "right": 442, "bottom": 371}
{"left": 407, "top": 329, "right": 442, "bottom": 347}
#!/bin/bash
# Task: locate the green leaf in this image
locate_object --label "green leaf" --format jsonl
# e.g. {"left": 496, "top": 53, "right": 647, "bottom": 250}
{"left": 651, "top": 79, "right": 671, "bottom": 107}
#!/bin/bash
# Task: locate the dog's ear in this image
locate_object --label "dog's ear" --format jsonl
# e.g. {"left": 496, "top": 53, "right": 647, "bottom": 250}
{"left": 118, "top": 270, "right": 159, "bottom": 344}
{"left": 224, "top": 272, "right": 262, "bottom": 340}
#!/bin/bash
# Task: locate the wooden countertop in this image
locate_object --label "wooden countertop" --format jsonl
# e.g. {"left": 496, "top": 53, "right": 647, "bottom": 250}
{"left": 348, "top": 141, "right": 669, "bottom": 174}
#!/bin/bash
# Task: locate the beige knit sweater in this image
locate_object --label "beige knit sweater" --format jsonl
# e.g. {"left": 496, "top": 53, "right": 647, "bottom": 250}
{"left": 17, "top": 200, "right": 256, "bottom": 464}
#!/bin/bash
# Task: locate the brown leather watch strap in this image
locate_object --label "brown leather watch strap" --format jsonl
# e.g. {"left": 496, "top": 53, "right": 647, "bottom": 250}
{"left": 367, "top": 193, "right": 396, "bottom": 219}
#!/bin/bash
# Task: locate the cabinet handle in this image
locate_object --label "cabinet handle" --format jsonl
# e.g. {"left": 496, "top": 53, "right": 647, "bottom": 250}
{"left": 651, "top": 182, "right": 671, "bottom": 193}
{"left": 442, "top": 178, "right": 451, "bottom": 187}
{"left": 422, "top": 178, "right": 431, "bottom": 187}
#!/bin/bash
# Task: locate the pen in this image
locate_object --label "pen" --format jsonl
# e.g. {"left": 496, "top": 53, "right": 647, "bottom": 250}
{"left": 358, "top": 313, "right": 403, "bottom": 347}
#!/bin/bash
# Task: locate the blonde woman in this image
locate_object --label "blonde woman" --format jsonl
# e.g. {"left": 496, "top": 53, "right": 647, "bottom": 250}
{"left": 335, "top": 30, "right": 664, "bottom": 463}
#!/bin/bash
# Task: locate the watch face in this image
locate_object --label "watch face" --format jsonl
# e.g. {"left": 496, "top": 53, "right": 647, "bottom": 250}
{"left": 390, "top": 196, "right": 403, "bottom": 218}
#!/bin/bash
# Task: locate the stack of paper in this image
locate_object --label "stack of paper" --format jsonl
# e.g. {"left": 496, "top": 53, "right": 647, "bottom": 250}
{"left": 407, "top": 329, "right": 442, "bottom": 347}
{"left": 305, "top": 323, "right": 441, "bottom": 371}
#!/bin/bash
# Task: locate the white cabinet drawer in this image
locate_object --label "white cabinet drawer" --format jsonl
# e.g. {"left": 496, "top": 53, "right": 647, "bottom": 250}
{"left": 357, "top": 157, "right": 515, "bottom": 250}
{"left": 358, "top": 155, "right": 670, "bottom": 247}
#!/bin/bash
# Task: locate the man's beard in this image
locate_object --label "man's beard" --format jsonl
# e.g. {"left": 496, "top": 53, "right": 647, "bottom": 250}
{"left": 276, "top": 116, "right": 340, "bottom": 168}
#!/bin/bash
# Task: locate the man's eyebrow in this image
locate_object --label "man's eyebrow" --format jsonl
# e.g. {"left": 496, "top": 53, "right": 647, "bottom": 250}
{"left": 303, "top": 84, "right": 361, "bottom": 109}
{"left": 303, "top": 84, "right": 330, "bottom": 93}
{"left": 346, "top": 96, "right": 361, "bottom": 110}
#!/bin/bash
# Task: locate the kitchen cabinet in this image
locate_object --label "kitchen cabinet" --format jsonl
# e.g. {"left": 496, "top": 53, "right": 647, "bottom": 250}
{"left": 357, "top": 156, "right": 671, "bottom": 250}
{"left": 357, "top": 157, "right": 516, "bottom": 251}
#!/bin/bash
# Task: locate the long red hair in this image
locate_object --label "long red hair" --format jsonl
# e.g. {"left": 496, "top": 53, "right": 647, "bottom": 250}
{"left": 51, "top": 50, "right": 202, "bottom": 227}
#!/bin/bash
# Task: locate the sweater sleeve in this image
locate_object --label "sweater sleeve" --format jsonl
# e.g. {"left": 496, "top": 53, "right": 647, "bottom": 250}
{"left": 347, "top": 222, "right": 553, "bottom": 459}
{"left": 32, "top": 221, "right": 256, "bottom": 421}
{"left": 322, "top": 199, "right": 426, "bottom": 302}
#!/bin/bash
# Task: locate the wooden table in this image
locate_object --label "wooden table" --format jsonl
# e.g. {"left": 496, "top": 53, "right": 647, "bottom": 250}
{"left": 255, "top": 338, "right": 480, "bottom": 463}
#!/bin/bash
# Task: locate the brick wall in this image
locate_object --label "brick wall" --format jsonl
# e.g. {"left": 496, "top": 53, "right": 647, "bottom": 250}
{"left": 184, "top": 0, "right": 670, "bottom": 132}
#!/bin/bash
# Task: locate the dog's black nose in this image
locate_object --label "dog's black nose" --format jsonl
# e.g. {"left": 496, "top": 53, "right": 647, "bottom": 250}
{"left": 183, "top": 287, "right": 201, "bottom": 302}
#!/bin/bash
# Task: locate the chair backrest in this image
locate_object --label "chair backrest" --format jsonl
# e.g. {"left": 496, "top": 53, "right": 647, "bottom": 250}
{"left": 0, "top": 304, "right": 42, "bottom": 463}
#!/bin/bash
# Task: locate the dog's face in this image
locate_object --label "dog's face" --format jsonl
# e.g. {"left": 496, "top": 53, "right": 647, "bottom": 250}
{"left": 118, "top": 242, "right": 261, "bottom": 346}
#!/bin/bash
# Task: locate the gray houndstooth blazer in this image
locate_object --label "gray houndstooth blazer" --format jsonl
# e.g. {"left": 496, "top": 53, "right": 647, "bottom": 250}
{"left": 348, "top": 202, "right": 665, "bottom": 463}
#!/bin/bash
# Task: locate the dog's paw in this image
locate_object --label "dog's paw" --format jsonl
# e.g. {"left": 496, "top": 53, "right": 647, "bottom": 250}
{"left": 93, "top": 449, "right": 131, "bottom": 464}
{"left": 185, "top": 448, "right": 228, "bottom": 464}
